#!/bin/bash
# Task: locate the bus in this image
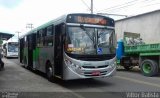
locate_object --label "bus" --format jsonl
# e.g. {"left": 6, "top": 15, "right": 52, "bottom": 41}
{"left": 19, "top": 13, "right": 116, "bottom": 81}
{"left": 2, "top": 41, "right": 18, "bottom": 58}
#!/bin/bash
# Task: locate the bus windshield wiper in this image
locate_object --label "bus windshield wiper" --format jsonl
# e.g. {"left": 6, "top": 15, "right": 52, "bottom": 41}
{"left": 80, "top": 24, "right": 94, "bottom": 43}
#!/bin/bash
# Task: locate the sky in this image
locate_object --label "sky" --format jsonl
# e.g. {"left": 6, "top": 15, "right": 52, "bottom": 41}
{"left": 0, "top": 0, "right": 160, "bottom": 37}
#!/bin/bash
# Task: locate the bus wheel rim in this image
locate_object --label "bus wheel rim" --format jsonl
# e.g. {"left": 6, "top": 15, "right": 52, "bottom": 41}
{"left": 47, "top": 67, "right": 53, "bottom": 78}
{"left": 143, "top": 63, "right": 151, "bottom": 74}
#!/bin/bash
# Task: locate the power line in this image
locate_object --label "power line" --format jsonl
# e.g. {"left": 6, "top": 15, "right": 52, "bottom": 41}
{"left": 97, "top": 0, "right": 139, "bottom": 12}
{"left": 80, "top": 0, "right": 91, "bottom": 11}
{"left": 97, "top": 0, "right": 159, "bottom": 13}
{"left": 111, "top": 0, "right": 160, "bottom": 13}
{"left": 140, "top": 0, "right": 160, "bottom": 8}
{"left": 97, "top": 13, "right": 128, "bottom": 17}
{"left": 143, "top": 2, "right": 160, "bottom": 7}
{"left": 80, "top": 0, "right": 98, "bottom": 14}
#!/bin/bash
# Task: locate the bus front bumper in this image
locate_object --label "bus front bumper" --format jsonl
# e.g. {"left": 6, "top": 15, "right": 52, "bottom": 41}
{"left": 63, "top": 64, "right": 116, "bottom": 80}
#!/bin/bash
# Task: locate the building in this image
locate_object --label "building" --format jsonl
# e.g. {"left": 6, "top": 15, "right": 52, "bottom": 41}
{"left": 0, "top": 32, "right": 14, "bottom": 45}
{"left": 115, "top": 10, "right": 160, "bottom": 43}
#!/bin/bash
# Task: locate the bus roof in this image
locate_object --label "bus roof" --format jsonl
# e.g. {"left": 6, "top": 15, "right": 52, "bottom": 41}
{"left": 20, "top": 13, "right": 114, "bottom": 38}
{"left": 2, "top": 40, "right": 18, "bottom": 44}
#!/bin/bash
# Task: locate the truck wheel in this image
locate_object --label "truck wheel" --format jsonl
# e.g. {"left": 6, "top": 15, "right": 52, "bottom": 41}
{"left": 46, "top": 62, "right": 55, "bottom": 82}
{"left": 124, "top": 66, "right": 133, "bottom": 71}
{"left": 140, "top": 59, "right": 158, "bottom": 77}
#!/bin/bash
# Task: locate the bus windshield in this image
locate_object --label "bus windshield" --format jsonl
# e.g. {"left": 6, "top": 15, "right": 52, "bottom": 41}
{"left": 8, "top": 43, "right": 18, "bottom": 52}
{"left": 66, "top": 26, "right": 115, "bottom": 55}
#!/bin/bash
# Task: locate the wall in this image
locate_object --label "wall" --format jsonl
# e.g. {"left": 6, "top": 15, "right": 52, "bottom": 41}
{"left": 115, "top": 10, "right": 160, "bottom": 43}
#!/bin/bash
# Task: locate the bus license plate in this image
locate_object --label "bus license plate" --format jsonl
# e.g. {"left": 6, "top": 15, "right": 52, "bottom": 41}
{"left": 92, "top": 71, "right": 101, "bottom": 76}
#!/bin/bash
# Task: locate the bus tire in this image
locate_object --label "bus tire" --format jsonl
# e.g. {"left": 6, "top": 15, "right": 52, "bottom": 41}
{"left": 46, "top": 62, "right": 55, "bottom": 82}
{"left": 140, "top": 59, "right": 158, "bottom": 77}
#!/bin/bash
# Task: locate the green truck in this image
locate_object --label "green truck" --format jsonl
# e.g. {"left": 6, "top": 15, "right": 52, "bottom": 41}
{"left": 117, "top": 32, "right": 160, "bottom": 76}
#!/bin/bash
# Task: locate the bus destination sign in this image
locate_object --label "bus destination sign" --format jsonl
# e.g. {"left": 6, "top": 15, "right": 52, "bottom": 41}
{"left": 67, "top": 14, "right": 112, "bottom": 26}
{"left": 76, "top": 16, "right": 107, "bottom": 25}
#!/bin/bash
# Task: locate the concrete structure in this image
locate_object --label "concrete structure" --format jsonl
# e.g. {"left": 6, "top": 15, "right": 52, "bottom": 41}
{"left": 115, "top": 10, "right": 160, "bottom": 43}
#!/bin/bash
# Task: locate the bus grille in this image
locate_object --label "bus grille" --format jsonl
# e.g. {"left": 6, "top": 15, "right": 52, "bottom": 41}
{"left": 82, "top": 65, "right": 108, "bottom": 69}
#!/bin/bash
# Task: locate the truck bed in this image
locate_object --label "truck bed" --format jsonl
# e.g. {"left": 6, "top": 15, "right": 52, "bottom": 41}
{"left": 125, "top": 43, "right": 160, "bottom": 54}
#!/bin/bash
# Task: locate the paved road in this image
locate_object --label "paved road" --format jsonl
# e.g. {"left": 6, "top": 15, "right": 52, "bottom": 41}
{"left": 1, "top": 58, "right": 160, "bottom": 98}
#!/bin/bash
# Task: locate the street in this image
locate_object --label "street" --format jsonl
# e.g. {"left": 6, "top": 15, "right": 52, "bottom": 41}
{"left": 1, "top": 58, "right": 160, "bottom": 98}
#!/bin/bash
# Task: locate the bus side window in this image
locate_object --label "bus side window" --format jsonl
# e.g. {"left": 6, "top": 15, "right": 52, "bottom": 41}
{"left": 28, "top": 35, "right": 32, "bottom": 50}
{"left": 37, "top": 31, "right": 40, "bottom": 47}
{"left": 47, "top": 25, "right": 53, "bottom": 36}
{"left": 45, "top": 25, "right": 53, "bottom": 46}
{"left": 43, "top": 28, "right": 47, "bottom": 46}
{"left": 25, "top": 36, "right": 28, "bottom": 47}
{"left": 39, "top": 29, "right": 44, "bottom": 47}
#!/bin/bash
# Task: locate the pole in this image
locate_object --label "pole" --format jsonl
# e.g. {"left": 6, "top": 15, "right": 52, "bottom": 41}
{"left": 91, "top": 0, "right": 93, "bottom": 14}
{"left": 16, "top": 31, "right": 21, "bottom": 41}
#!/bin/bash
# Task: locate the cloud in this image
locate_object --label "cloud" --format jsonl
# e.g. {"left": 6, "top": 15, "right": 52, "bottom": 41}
{"left": 0, "top": 0, "right": 23, "bottom": 8}
{"left": 0, "top": 0, "right": 159, "bottom": 34}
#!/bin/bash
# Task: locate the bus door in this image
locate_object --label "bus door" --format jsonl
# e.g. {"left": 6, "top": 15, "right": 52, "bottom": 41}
{"left": 28, "top": 33, "right": 36, "bottom": 68}
{"left": 54, "top": 23, "right": 64, "bottom": 77}
{"left": 19, "top": 38, "right": 24, "bottom": 63}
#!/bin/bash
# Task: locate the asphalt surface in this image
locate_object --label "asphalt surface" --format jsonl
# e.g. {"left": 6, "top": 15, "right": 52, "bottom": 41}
{"left": 1, "top": 58, "right": 160, "bottom": 98}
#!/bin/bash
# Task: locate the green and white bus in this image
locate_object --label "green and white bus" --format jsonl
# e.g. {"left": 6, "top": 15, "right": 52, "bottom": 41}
{"left": 19, "top": 13, "right": 116, "bottom": 81}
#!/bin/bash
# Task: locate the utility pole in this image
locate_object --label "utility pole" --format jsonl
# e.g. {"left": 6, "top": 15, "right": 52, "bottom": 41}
{"left": 26, "top": 23, "right": 34, "bottom": 30}
{"left": 91, "top": 0, "right": 93, "bottom": 14}
{"left": 16, "top": 31, "right": 21, "bottom": 40}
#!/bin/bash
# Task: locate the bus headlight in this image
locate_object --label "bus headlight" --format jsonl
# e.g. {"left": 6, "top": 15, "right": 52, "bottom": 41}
{"left": 71, "top": 63, "right": 79, "bottom": 69}
{"left": 65, "top": 59, "right": 81, "bottom": 70}
{"left": 108, "top": 61, "right": 116, "bottom": 69}
{"left": 111, "top": 61, "right": 116, "bottom": 68}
